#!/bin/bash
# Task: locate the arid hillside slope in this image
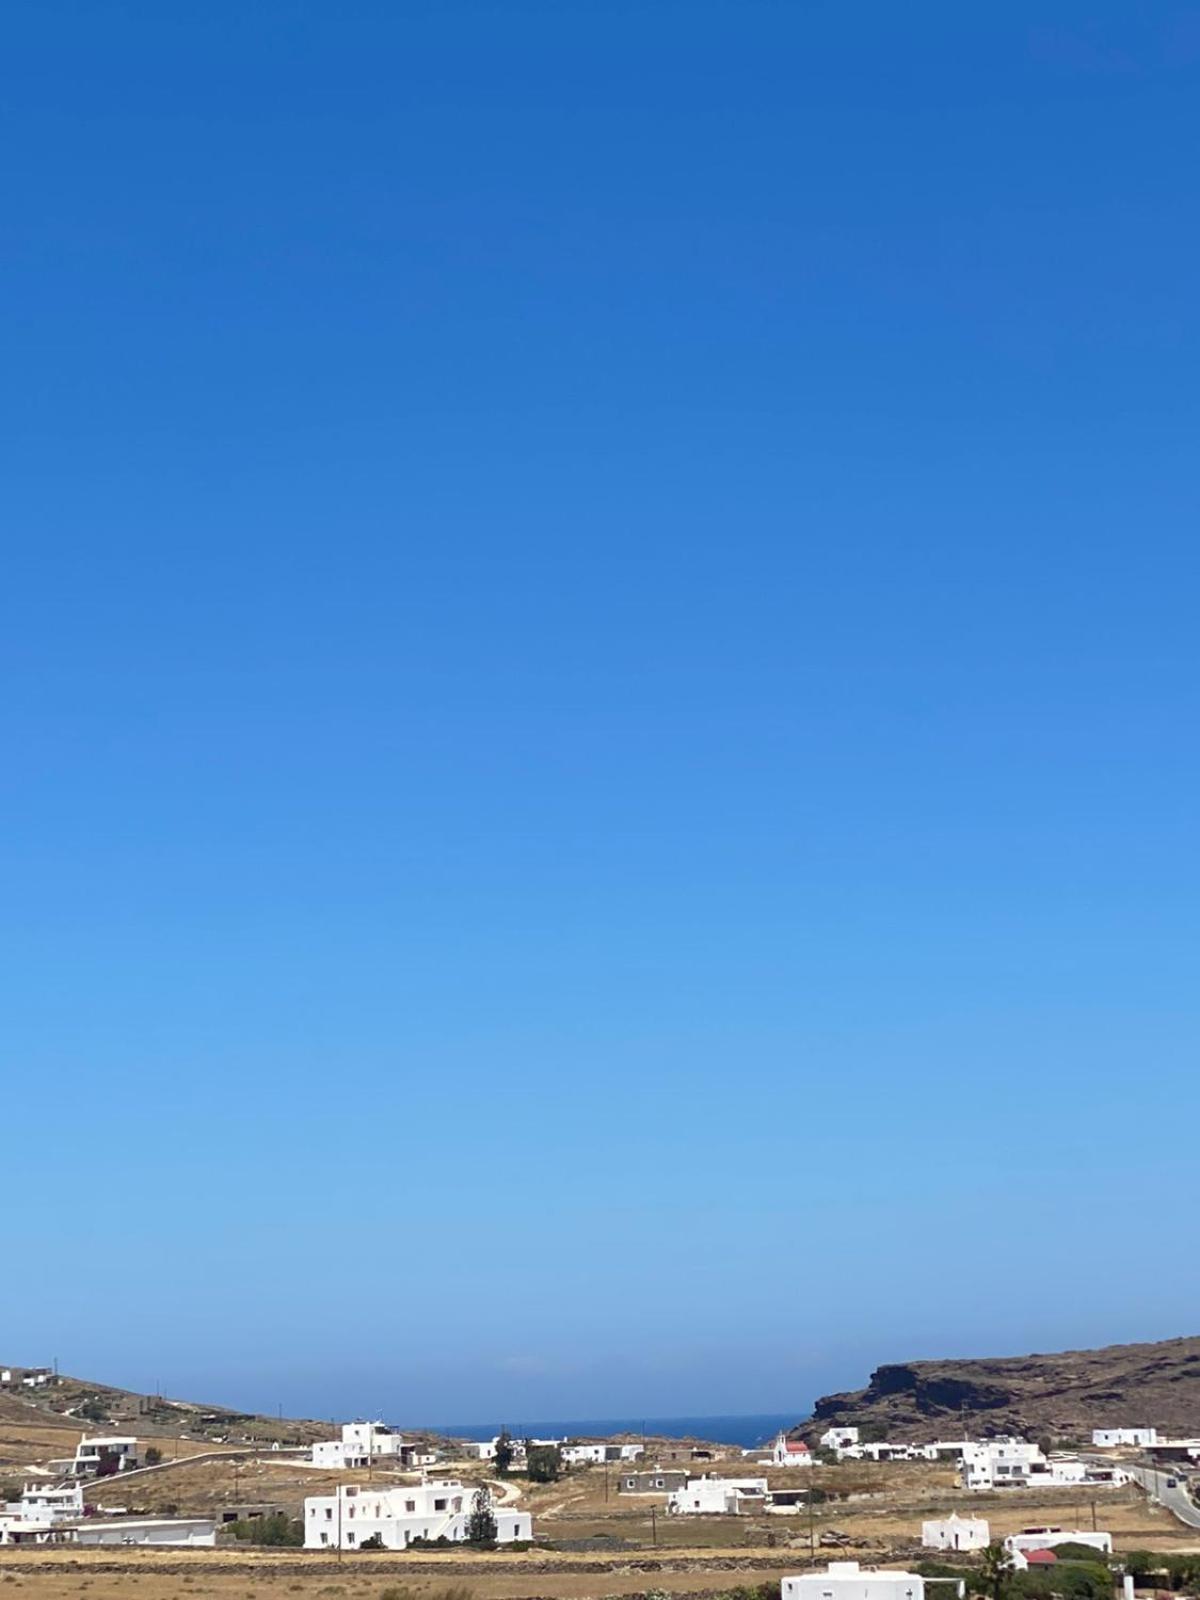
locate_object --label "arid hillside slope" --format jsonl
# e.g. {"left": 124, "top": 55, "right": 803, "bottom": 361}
{"left": 803, "top": 1334, "right": 1200, "bottom": 1440}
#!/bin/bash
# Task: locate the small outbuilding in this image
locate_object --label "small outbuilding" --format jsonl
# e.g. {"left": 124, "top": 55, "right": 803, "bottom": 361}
{"left": 922, "top": 1515, "right": 990, "bottom": 1552}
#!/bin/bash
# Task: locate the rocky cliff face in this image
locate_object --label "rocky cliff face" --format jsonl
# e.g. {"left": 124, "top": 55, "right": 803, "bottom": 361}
{"left": 803, "top": 1335, "right": 1200, "bottom": 1441}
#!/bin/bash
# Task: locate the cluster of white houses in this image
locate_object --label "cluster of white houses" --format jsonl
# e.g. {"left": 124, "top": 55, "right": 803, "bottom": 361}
{"left": 782, "top": 1547, "right": 1125, "bottom": 1600}
{"left": 785, "top": 1426, "right": 1140, "bottom": 1491}
{"left": 460, "top": 1434, "right": 644, "bottom": 1467}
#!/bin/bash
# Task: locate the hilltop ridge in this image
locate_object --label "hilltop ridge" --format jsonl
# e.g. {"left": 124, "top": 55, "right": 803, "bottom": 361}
{"left": 801, "top": 1333, "right": 1200, "bottom": 1441}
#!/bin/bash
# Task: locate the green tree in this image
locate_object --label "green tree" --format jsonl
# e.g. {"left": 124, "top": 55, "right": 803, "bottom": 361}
{"left": 144, "top": 1446, "right": 163, "bottom": 1466}
{"left": 980, "top": 1542, "right": 1016, "bottom": 1600}
{"left": 464, "top": 1485, "right": 498, "bottom": 1545}
{"left": 493, "top": 1429, "right": 515, "bottom": 1476}
{"left": 526, "top": 1445, "right": 562, "bottom": 1483}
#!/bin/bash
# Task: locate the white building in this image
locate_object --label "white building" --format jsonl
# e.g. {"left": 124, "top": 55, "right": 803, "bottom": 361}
{"left": 560, "top": 1442, "right": 644, "bottom": 1465}
{"left": 69, "top": 1436, "right": 140, "bottom": 1477}
{"left": 783, "top": 1561, "right": 925, "bottom": 1600}
{"left": 769, "top": 1433, "right": 814, "bottom": 1467}
{"left": 461, "top": 1435, "right": 564, "bottom": 1462}
{"left": 820, "top": 1427, "right": 860, "bottom": 1451}
{"left": 14, "top": 1484, "right": 84, "bottom": 1524}
{"left": 922, "top": 1515, "right": 990, "bottom": 1552}
{"left": 311, "top": 1421, "right": 415, "bottom": 1469}
{"left": 667, "top": 1476, "right": 770, "bottom": 1515}
{"left": 1092, "top": 1428, "right": 1157, "bottom": 1448}
{"left": 72, "top": 1517, "right": 216, "bottom": 1547}
{"left": 304, "top": 1481, "right": 531, "bottom": 1550}
{"left": 960, "top": 1440, "right": 1046, "bottom": 1490}
{"left": 0, "top": 1517, "right": 66, "bottom": 1546}
{"left": 1021, "top": 1457, "right": 1129, "bottom": 1489}
{"left": 1005, "top": 1528, "right": 1112, "bottom": 1557}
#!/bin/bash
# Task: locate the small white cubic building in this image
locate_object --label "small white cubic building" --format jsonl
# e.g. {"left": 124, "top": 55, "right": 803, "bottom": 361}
{"left": 922, "top": 1515, "right": 990, "bottom": 1552}
{"left": 1092, "top": 1428, "right": 1157, "bottom": 1448}
{"left": 304, "top": 1481, "right": 532, "bottom": 1550}
{"left": 783, "top": 1561, "right": 926, "bottom": 1600}
{"left": 667, "top": 1476, "right": 770, "bottom": 1515}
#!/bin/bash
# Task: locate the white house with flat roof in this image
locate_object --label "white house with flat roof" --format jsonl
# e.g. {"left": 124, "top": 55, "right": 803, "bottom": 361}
{"left": 1005, "top": 1528, "right": 1112, "bottom": 1557}
{"left": 311, "top": 1421, "right": 417, "bottom": 1469}
{"left": 783, "top": 1561, "right": 925, "bottom": 1600}
{"left": 560, "top": 1441, "right": 644, "bottom": 1465}
{"left": 1093, "top": 1428, "right": 1157, "bottom": 1448}
{"left": 820, "top": 1427, "right": 860, "bottom": 1451}
{"left": 667, "top": 1476, "right": 770, "bottom": 1515}
{"left": 922, "top": 1515, "right": 989, "bottom": 1551}
{"left": 960, "top": 1440, "right": 1045, "bottom": 1490}
{"left": 68, "top": 1437, "right": 140, "bottom": 1477}
{"left": 14, "top": 1484, "right": 83, "bottom": 1524}
{"left": 304, "top": 1481, "right": 531, "bottom": 1550}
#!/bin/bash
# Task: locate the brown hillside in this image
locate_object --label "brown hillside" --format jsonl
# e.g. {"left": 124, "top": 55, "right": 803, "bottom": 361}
{"left": 802, "top": 1333, "right": 1200, "bottom": 1440}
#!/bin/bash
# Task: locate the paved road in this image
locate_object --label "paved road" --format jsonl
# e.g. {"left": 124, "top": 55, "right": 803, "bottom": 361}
{"left": 1129, "top": 1463, "right": 1200, "bottom": 1530}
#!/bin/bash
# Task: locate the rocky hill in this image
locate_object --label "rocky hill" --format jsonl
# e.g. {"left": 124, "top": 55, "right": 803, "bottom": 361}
{"left": 803, "top": 1334, "right": 1200, "bottom": 1441}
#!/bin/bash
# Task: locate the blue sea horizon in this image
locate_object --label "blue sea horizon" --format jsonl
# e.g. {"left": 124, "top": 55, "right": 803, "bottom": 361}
{"left": 406, "top": 1412, "right": 806, "bottom": 1450}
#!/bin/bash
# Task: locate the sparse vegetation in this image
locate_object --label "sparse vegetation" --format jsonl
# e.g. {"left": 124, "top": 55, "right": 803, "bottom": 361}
{"left": 222, "top": 1513, "right": 303, "bottom": 1547}
{"left": 526, "top": 1444, "right": 563, "bottom": 1483}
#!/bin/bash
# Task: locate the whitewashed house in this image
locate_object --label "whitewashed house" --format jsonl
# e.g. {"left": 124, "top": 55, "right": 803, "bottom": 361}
{"left": 783, "top": 1561, "right": 925, "bottom": 1600}
{"left": 304, "top": 1481, "right": 531, "bottom": 1550}
{"left": 820, "top": 1427, "right": 860, "bottom": 1451}
{"left": 311, "top": 1421, "right": 415, "bottom": 1469}
{"left": 1005, "top": 1528, "right": 1112, "bottom": 1557}
{"left": 69, "top": 1436, "right": 140, "bottom": 1476}
{"left": 960, "top": 1440, "right": 1045, "bottom": 1490}
{"left": 922, "top": 1515, "right": 989, "bottom": 1551}
{"left": 14, "top": 1484, "right": 83, "bottom": 1524}
{"left": 1092, "top": 1428, "right": 1157, "bottom": 1448}
{"left": 667, "top": 1476, "right": 770, "bottom": 1515}
{"left": 770, "top": 1433, "right": 814, "bottom": 1467}
{"left": 561, "top": 1441, "right": 642, "bottom": 1465}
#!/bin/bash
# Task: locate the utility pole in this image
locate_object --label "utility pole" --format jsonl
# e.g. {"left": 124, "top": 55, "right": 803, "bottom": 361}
{"left": 808, "top": 1492, "right": 816, "bottom": 1558}
{"left": 650, "top": 1505, "right": 657, "bottom": 1548}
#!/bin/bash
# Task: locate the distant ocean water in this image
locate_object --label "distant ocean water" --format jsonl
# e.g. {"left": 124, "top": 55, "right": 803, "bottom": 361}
{"left": 411, "top": 1414, "right": 803, "bottom": 1450}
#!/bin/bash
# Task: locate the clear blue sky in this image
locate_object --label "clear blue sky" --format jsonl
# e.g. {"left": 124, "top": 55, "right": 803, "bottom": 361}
{"left": 5, "top": 1, "right": 1199, "bottom": 1423}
